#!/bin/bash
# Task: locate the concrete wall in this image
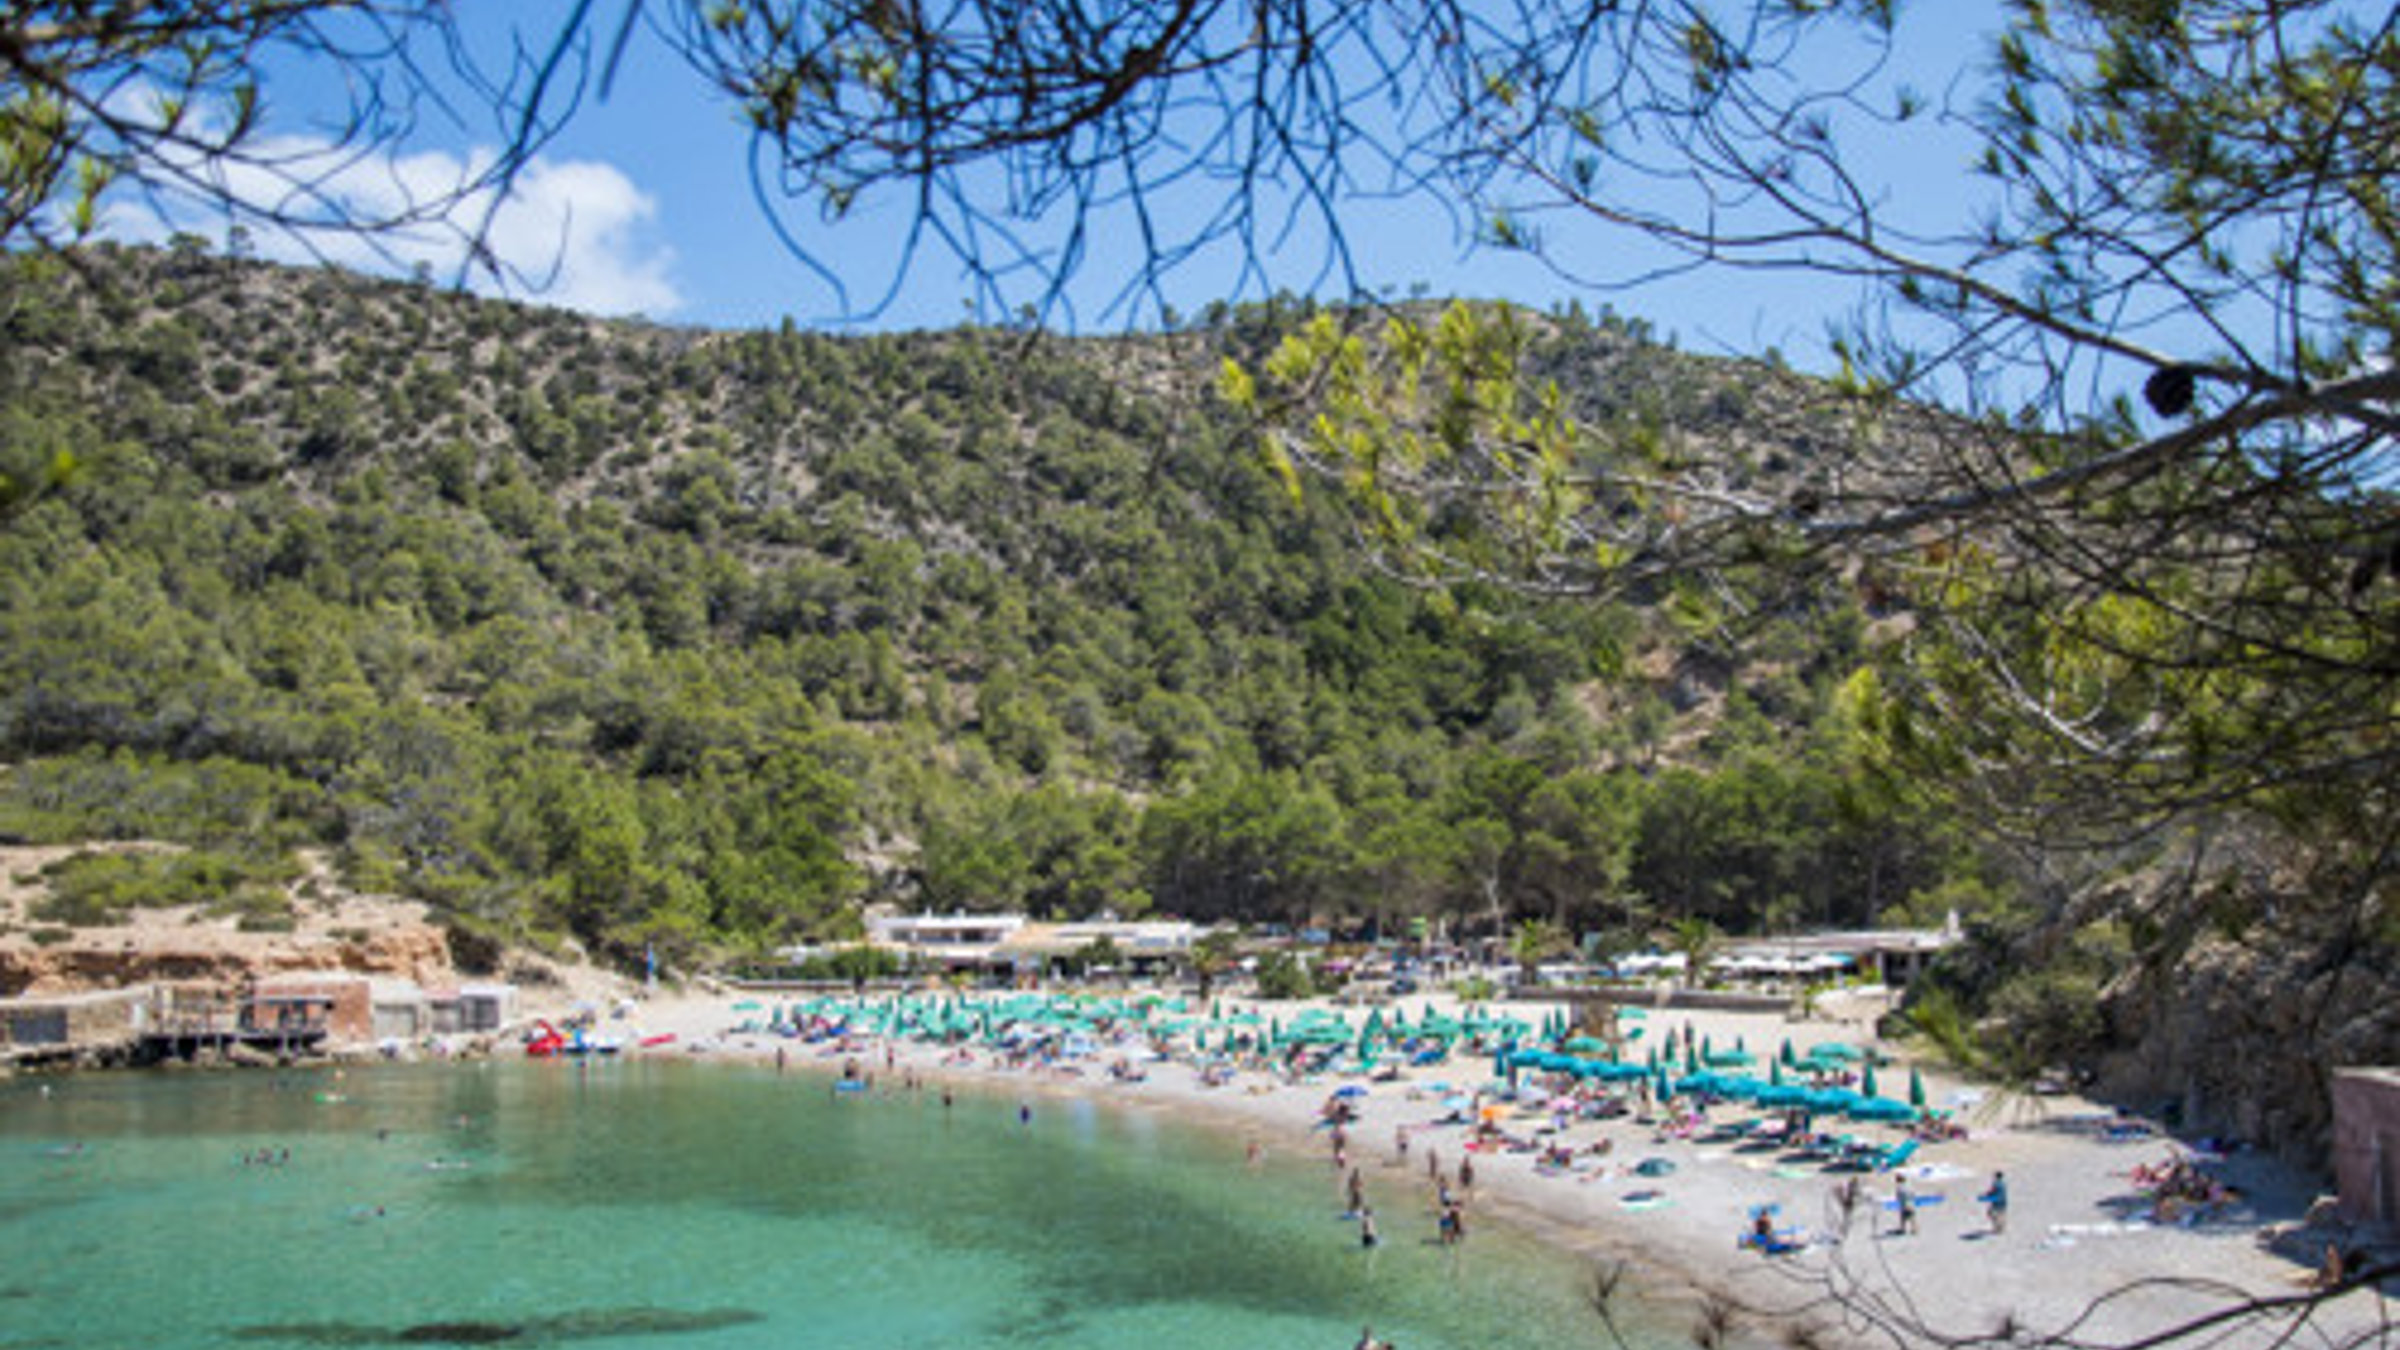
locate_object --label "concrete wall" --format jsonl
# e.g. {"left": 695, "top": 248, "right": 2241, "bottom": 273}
{"left": 2330, "top": 1068, "right": 2400, "bottom": 1230}
{"left": 0, "top": 989, "right": 148, "bottom": 1047}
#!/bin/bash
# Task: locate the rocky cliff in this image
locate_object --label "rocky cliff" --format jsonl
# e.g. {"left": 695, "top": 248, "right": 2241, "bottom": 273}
{"left": 0, "top": 922, "right": 455, "bottom": 996}
{"left": 0, "top": 844, "right": 457, "bottom": 998}
{"left": 2098, "top": 930, "right": 2400, "bottom": 1166}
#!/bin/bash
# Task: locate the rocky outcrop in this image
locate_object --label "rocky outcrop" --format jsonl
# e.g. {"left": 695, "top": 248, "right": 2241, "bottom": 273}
{"left": 0, "top": 924, "right": 455, "bottom": 997}
{"left": 2095, "top": 928, "right": 2400, "bottom": 1166}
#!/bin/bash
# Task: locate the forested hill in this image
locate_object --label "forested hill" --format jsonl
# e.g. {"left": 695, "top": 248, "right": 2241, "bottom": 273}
{"left": 0, "top": 241, "right": 1980, "bottom": 971}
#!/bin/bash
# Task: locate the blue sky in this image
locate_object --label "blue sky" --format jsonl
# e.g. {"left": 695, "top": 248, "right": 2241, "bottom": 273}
{"left": 127, "top": 3, "right": 2001, "bottom": 368}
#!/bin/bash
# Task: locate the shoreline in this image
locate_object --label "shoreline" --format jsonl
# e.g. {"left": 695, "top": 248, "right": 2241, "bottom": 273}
{"left": 571, "top": 987, "right": 2388, "bottom": 1350}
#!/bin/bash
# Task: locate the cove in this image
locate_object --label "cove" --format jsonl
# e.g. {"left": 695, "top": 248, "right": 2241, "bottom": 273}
{"left": 1, "top": 1060, "right": 1671, "bottom": 1349}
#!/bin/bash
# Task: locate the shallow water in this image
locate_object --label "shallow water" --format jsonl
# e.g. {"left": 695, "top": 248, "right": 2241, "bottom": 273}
{"left": 0, "top": 1061, "right": 1659, "bottom": 1349}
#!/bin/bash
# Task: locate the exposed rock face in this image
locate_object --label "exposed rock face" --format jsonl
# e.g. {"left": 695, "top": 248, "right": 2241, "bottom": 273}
{"left": 2096, "top": 928, "right": 2400, "bottom": 1166}
{"left": 0, "top": 844, "right": 458, "bottom": 999}
{"left": 0, "top": 923, "right": 455, "bottom": 996}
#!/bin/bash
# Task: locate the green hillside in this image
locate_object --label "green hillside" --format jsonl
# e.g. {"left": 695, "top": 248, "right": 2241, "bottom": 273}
{"left": 0, "top": 242, "right": 1980, "bottom": 971}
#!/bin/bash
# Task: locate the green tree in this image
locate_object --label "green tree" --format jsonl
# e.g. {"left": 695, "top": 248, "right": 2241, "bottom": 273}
{"left": 1138, "top": 769, "right": 1350, "bottom": 927}
{"left": 1508, "top": 917, "right": 1567, "bottom": 987}
{"left": 1664, "top": 916, "right": 1721, "bottom": 991}
{"left": 1188, "top": 928, "right": 1241, "bottom": 1002}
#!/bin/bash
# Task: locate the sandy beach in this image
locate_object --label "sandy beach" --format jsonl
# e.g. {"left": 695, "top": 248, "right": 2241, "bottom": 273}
{"left": 528, "top": 984, "right": 2390, "bottom": 1350}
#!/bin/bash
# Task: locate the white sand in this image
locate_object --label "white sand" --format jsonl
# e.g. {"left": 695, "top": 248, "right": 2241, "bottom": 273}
{"left": 538, "top": 986, "right": 2387, "bottom": 1349}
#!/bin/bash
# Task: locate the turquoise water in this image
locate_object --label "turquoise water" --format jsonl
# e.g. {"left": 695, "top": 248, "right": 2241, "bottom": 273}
{"left": 0, "top": 1061, "right": 1644, "bottom": 1349}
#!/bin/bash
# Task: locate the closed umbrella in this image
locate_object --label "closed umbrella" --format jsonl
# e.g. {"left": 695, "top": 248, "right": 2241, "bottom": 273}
{"left": 1907, "top": 1065, "right": 1926, "bottom": 1109}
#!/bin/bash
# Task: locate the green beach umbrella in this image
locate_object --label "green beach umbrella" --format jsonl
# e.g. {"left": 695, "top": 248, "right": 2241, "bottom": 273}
{"left": 1907, "top": 1065, "right": 1926, "bottom": 1109}
{"left": 1861, "top": 1062, "right": 1881, "bottom": 1098}
{"left": 1770, "top": 1058, "right": 1785, "bottom": 1086}
{"left": 1779, "top": 1038, "right": 1796, "bottom": 1068}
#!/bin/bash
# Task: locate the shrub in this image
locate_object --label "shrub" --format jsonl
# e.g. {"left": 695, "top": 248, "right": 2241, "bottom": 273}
{"left": 32, "top": 848, "right": 298, "bottom": 927}
{"left": 1253, "top": 949, "right": 1319, "bottom": 1000}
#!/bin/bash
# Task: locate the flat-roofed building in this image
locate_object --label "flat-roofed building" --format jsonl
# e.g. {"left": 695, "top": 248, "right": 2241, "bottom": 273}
{"left": 866, "top": 912, "right": 1029, "bottom": 972}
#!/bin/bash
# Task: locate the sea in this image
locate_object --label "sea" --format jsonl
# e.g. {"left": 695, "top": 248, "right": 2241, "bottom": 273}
{"left": 0, "top": 1059, "right": 1674, "bottom": 1350}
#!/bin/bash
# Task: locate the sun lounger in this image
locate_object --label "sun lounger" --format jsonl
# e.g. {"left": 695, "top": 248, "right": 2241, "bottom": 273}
{"left": 1869, "top": 1137, "right": 1920, "bottom": 1172}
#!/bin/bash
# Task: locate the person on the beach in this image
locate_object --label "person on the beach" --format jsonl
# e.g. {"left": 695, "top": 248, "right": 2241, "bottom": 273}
{"left": 1394, "top": 1125, "right": 1409, "bottom": 1163}
{"left": 1835, "top": 1174, "right": 1863, "bottom": 1234}
{"left": 1895, "top": 1177, "right": 1918, "bottom": 1236}
{"left": 1358, "top": 1205, "right": 1379, "bottom": 1248}
{"left": 1981, "top": 1171, "right": 2008, "bottom": 1234}
{"left": 2314, "top": 1242, "right": 2347, "bottom": 1289}
{"left": 1346, "top": 1167, "right": 1365, "bottom": 1214}
{"left": 1458, "top": 1155, "right": 1475, "bottom": 1192}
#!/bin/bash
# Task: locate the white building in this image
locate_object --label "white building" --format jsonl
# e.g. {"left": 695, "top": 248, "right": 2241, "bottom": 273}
{"left": 865, "top": 912, "right": 1029, "bottom": 971}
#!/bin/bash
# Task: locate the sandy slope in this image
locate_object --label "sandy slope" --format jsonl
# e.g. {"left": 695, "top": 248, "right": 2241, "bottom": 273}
{"left": 547, "top": 985, "right": 2389, "bottom": 1350}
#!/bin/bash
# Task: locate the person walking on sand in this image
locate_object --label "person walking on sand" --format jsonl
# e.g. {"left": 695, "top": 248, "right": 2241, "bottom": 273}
{"left": 1894, "top": 1176, "right": 1919, "bottom": 1236}
{"left": 1358, "top": 1205, "right": 1380, "bottom": 1249}
{"left": 1346, "top": 1166, "right": 1365, "bottom": 1215}
{"left": 1980, "top": 1171, "right": 2009, "bottom": 1235}
{"left": 1457, "top": 1154, "right": 1475, "bottom": 1193}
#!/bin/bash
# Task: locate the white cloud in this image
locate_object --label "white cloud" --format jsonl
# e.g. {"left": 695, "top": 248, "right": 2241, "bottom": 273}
{"left": 97, "top": 123, "right": 683, "bottom": 319}
{"left": 450, "top": 155, "right": 682, "bottom": 318}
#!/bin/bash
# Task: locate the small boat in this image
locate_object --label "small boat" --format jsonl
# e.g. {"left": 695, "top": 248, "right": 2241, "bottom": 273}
{"left": 562, "top": 1030, "right": 624, "bottom": 1056}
